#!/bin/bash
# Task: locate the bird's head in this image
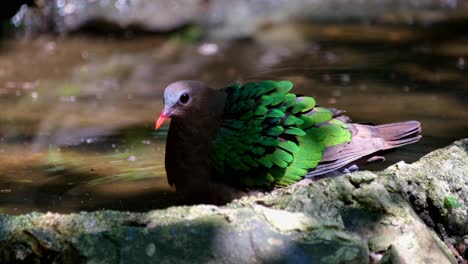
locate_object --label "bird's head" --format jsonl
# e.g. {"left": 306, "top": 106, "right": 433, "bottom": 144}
{"left": 155, "top": 80, "right": 209, "bottom": 130}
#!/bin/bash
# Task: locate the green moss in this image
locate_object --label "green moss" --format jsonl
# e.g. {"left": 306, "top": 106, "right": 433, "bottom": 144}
{"left": 171, "top": 25, "right": 204, "bottom": 43}
{"left": 443, "top": 196, "right": 461, "bottom": 211}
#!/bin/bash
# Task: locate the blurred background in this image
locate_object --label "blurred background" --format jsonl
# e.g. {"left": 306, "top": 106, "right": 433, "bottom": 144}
{"left": 0, "top": 0, "right": 467, "bottom": 214}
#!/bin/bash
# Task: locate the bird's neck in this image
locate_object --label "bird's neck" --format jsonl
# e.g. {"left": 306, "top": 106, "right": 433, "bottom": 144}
{"left": 170, "top": 90, "right": 226, "bottom": 141}
{"left": 165, "top": 89, "right": 226, "bottom": 192}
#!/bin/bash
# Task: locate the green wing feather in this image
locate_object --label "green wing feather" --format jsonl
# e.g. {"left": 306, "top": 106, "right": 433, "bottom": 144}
{"left": 211, "top": 80, "right": 352, "bottom": 188}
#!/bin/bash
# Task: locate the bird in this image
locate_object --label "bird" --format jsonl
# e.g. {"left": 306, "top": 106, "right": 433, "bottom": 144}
{"left": 155, "top": 80, "right": 421, "bottom": 203}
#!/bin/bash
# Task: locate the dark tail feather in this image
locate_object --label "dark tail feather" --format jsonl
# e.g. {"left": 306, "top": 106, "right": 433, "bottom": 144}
{"left": 375, "top": 121, "right": 422, "bottom": 150}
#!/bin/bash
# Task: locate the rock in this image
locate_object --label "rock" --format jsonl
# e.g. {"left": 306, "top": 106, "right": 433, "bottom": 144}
{"left": 204, "top": 0, "right": 467, "bottom": 39}
{"left": 0, "top": 207, "right": 369, "bottom": 263}
{"left": 12, "top": 0, "right": 468, "bottom": 38}
{"left": 13, "top": 0, "right": 206, "bottom": 35}
{"left": 0, "top": 140, "right": 466, "bottom": 263}
{"left": 381, "top": 139, "right": 468, "bottom": 237}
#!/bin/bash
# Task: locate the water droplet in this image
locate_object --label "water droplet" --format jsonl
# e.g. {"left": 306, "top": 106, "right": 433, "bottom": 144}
{"left": 198, "top": 43, "right": 219, "bottom": 56}
{"left": 128, "top": 155, "right": 137, "bottom": 162}
{"left": 31, "top": 92, "right": 39, "bottom": 100}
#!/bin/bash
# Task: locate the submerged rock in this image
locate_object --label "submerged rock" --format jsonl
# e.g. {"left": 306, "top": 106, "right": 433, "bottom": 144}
{"left": 0, "top": 139, "right": 466, "bottom": 263}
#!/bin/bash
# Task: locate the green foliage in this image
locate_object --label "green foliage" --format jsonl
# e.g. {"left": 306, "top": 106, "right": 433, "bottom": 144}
{"left": 211, "top": 80, "right": 352, "bottom": 188}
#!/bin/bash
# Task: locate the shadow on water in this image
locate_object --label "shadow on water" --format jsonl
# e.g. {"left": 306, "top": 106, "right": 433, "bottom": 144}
{"left": 0, "top": 122, "right": 185, "bottom": 214}
{"left": 0, "top": 153, "right": 185, "bottom": 214}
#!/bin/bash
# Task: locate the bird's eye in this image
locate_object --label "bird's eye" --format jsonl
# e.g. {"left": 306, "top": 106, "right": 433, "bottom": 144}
{"left": 179, "top": 93, "right": 190, "bottom": 104}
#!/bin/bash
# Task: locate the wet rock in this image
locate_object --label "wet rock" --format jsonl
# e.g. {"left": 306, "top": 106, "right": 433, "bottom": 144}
{"left": 13, "top": 0, "right": 468, "bottom": 38}
{"left": 2, "top": 140, "right": 466, "bottom": 263}
{"left": 13, "top": 0, "right": 206, "bottom": 35}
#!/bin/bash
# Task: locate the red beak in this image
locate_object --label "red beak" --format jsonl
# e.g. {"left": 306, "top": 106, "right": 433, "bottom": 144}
{"left": 155, "top": 113, "right": 170, "bottom": 130}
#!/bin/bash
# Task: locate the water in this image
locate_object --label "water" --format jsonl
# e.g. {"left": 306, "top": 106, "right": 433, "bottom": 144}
{"left": 0, "top": 22, "right": 467, "bottom": 214}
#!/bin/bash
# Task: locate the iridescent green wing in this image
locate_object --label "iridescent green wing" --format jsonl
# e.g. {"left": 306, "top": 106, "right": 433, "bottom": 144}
{"left": 211, "top": 80, "right": 351, "bottom": 188}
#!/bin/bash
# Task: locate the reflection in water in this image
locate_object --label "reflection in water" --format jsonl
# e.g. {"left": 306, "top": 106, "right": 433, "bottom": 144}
{"left": 0, "top": 21, "right": 467, "bottom": 214}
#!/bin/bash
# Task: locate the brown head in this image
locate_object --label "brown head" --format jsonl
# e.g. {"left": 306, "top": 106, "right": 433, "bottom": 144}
{"left": 155, "top": 80, "right": 214, "bottom": 129}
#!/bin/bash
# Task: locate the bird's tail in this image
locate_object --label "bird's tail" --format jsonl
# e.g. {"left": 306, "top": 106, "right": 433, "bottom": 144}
{"left": 306, "top": 121, "right": 421, "bottom": 178}
{"left": 373, "top": 121, "right": 422, "bottom": 150}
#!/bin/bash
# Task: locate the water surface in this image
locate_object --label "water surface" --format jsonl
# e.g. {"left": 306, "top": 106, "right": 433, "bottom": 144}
{"left": 0, "top": 23, "right": 467, "bottom": 214}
